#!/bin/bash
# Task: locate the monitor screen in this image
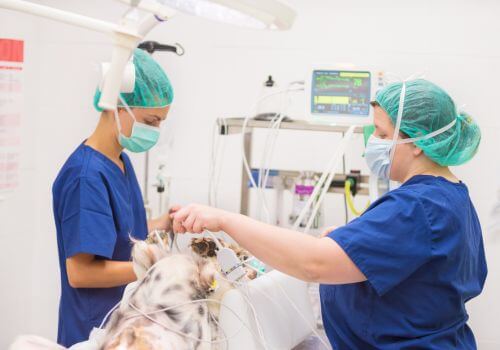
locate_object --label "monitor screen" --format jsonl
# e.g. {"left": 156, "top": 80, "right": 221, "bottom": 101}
{"left": 311, "top": 70, "right": 371, "bottom": 117}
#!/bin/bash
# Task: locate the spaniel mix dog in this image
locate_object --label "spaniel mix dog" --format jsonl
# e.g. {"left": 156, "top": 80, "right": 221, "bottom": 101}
{"left": 10, "top": 232, "right": 256, "bottom": 350}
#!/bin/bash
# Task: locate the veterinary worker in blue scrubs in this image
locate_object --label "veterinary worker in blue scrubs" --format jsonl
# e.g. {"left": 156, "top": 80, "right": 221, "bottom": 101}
{"left": 52, "top": 49, "right": 174, "bottom": 347}
{"left": 171, "top": 79, "right": 487, "bottom": 349}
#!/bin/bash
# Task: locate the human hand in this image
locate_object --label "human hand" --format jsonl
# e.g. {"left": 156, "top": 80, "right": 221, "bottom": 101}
{"left": 149, "top": 205, "right": 182, "bottom": 232}
{"left": 168, "top": 205, "right": 182, "bottom": 215}
{"left": 170, "top": 204, "right": 230, "bottom": 234}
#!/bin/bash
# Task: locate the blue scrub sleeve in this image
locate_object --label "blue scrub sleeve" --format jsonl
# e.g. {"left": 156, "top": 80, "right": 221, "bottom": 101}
{"left": 328, "top": 190, "right": 432, "bottom": 296}
{"left": 61, "top": 176, "right": 117, "bottom": 259}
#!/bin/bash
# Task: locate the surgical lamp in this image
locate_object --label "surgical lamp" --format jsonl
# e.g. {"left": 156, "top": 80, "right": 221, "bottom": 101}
{"left": 0, "top": 0, "right": 296, "bottom": 110}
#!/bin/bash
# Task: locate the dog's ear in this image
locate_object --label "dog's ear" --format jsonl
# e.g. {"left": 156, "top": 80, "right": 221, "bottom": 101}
{"left": 145, "top": 230, "right": 170, "bottom": 249}
{"left": 130, "top": 235, "right": 170, "bottom": 280}
{"left": 190, "top": 237, "right": 220, "bottom": 258}
{"left": 190, "top": 237, "right": 217, "bottom": 258}
{"left": 130, "top": 238, "right": 152, "bottom": 280}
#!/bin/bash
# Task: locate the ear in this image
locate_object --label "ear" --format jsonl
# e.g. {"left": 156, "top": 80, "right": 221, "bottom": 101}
{"left": 190, "top": 237, "right": 218, "bottom": 258}
{"left": 146, "top": 230, "right": 170, "bottom": 249}
{"left": 116, "top": 107, "right": 127, "bottom": 122}
{"left": 130, "top": 235, "right": 170, "bottom": 280}
{"left": 130, "top": 238, "right": 152, "bottom": 280}
{"left": 412, "top": 145, "right": 424, "bottom": 157}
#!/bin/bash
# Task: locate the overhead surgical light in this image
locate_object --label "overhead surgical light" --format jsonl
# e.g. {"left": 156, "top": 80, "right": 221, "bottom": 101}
{"left": 0, "top": 0, "right": 296, "bottom": 110}
{"left": 151, "top": 0, "right": 296, "bottom": 30}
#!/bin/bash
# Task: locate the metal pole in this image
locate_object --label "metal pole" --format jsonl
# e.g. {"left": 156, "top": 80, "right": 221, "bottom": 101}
{"left": 240, "top": 129, "right": 252, "bottom": 215}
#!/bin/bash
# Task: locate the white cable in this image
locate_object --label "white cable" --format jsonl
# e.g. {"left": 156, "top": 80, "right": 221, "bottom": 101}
{"left": 304, "top": 125, "right": 356, "bottom": 233}
{"left": 258, "top": 98, "right": 288, "bottom": 218}
{"left": 209, "top": 309, "right": 229, "bottom": 350}
{"left": 128, "top": 298, "right": 254, "bottom": 345}
{"left": 291, "top": 152, "right": 336, "bottom": 231}
{"left": 218, "top": 267, "right": 323, "bottom": 350}
{"left": 242, "top": 86, "right": 305, "bottom": 223}
{"left": 209, "top": 118, "right": 228, "bottom": 207}
{"left": 98, "top": 251, "right": 263, "bottom": 347}
{"left": 261, "top": 111, "right": 287, "bottom": 198}
{"left": 259, "top": 106, "right": 284, "bottom": 188}
{"left": 98, "top": 301, "right": 122, "bottom": 329}
{"left": 238, "top": 281, "right": 271, "bottom": 350}
{"left": 243, "top": 263, "right": 331, "bottom": 350}
{"left": 208, "top": 118, "right": 229, "bottom": 208}
{"left": 216, "top": 272, "right": 272, "bottom": 350}
{"left": 291, "top": 159, "right": 333, "bottom": 230}
{"left": 271, "top": 279, "right": 331, "bottom": 350}
{"left": 134, "top": 268, "right": 270, "bottom": 349}
{"left": 258, "top": 81, "right": 304, "bottom": 222}
{"left": 172, "top": 232, "right": 181, "bottom": 252}
{"left": 98, "top": 246, "right": 265, "bottom": 346}
{"left": 98, "top": 261, "right": 271, "bottom": 349}
{"left": 205, "top": 231, "right": 224, "bottom": 250}
{"left": 233, "top": 274, "right": 295, "bottom": 348}
{"left": 153, "top": 229, "right": 167, "bottom": 250}
{"left": 257, "top": 111, "right": 282, "bottom": 220}
{"left": 292, "top": 125, "right": 356, "bottom": 232}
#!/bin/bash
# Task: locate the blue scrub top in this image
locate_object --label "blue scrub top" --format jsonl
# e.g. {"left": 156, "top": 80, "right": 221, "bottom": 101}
{"left": 320, "top": 175, "right": 487, "bottom": 349}
{"left": 52, "top": 143, "right": 148, "bottom": 347}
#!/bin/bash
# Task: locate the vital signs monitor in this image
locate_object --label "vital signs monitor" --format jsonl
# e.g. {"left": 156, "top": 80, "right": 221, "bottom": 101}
{"left": 307, "top": 67, "right": 385, "bottom": 125}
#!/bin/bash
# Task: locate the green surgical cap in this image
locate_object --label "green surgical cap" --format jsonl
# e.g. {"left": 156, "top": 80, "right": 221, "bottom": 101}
{"left": 374, "top": 79, "right": 481, "bottom": 166}
{"left": 94, "top": 48, "right": 174, "bottom": 111}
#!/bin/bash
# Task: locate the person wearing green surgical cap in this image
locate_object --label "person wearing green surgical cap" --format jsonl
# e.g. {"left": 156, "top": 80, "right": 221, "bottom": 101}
{"left": 372, "top": 79, "right": 480, "bottom": 166}
{"left": 166, "top": 79, "right": 486, "bottom": 349}
{"left": 52, "top": 48, "right": 175, "bottom": 347}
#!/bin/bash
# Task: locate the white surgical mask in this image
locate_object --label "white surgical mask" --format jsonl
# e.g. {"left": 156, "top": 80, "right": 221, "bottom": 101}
{"left": 365, "top": 136, "right": 392, "bottom": 180}
{"left": 365, "top": 81, "right": 457, "bottom": 180}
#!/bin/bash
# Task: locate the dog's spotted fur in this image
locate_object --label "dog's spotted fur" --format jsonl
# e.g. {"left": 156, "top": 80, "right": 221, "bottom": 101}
{"left": 101, "top": 253, "right": 216, "bottom": 350}
{"left": 9, "top": 232, "right": 256, "bottom": 350}
{"left": 100, "top": 233, "right": 256, "bottom": 350}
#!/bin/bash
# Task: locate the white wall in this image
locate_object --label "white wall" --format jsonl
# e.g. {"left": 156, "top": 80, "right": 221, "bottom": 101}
{"left": 0, "top": 0, "right": 499, "bottom": 348}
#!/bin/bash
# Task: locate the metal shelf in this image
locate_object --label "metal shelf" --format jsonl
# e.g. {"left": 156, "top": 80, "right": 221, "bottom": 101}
{"left": 218, "top": 117, "right": 365, "bottom": 135}
{"left": 218, "top": 117, "right": 367, "bottom": 216}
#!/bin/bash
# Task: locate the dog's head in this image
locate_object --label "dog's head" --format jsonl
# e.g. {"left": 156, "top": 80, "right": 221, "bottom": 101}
{"left": 131, "top": 231, "right": 219, "bottom": 293}
{"left": 130, "top": 233, "right": 258, "bottom": 305}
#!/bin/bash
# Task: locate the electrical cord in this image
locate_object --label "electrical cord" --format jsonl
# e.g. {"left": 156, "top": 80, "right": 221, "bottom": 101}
{"left": 242, "top": 86, "right": 305, "bottom": 223}
{"left": 344, "top": 180, "right": 370, "bottom": 217}
{"left": 292, "top": 126, "right": 356, "bottom": 233}
{"left": 243, "top": 263, "right": 331, "bottom": 350}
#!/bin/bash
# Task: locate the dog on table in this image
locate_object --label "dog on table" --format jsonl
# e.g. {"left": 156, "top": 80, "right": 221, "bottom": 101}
{"left": 10, "top": 232, "right": 257, "bottom": 350}
{"left": 100, "top": 231, "right": 257, "bottom": 350}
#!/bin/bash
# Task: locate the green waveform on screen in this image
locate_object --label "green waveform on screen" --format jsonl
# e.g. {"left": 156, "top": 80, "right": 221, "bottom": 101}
{"left": 315, "top": 75, "right": 360, "bottom": 90}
